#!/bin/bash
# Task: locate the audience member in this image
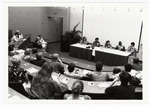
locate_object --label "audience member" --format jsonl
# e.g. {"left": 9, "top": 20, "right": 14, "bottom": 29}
{"left": 127, "top": 42, "right": 136, "bottom": 56}
{"left": 115, "top": 41, "right": 125, "bottom": 51}
{"left": 105, "top": 71, "right": 135, "bottom": 99}
{"left": 80, "top": 36, "right": 89, "bottom": 45}
{"left": 131, "top": 58, "right": 142, "bottom": 71}
{"left": 29, "top": 62, "right": 69, "bottom": 99}
{"left": 23, "top": 49, "right": 32, "bottom": 62}
{"left": 9, "top": 55, "right": 29, "bottom": 84}
{"left": 105, "top": 40, "right": 112, "bottom": 48}
{"left": 8, "top": 44, "right": 16, "bottom": 56}
{"left": 34, "top": 35, "right": 47, "bottom": 49}
{"left": 64, "top": 63, "right": 82, "bottom": 79}
{"left": 64, "top": 81, "right": 91, "bottom": 100}
{"left": 110, "top": 68, "right": 121, "bottom": 80}
{"left": 92, "top": 37, "right": 100, "bottom": 48}
{"left": 85, "top": 62, "right": 109, "bottom": 81}
{"left": 50, "top": 53, "right": 64, "bottom": 74}
{"left": 30, "top": 52, "right": 46, "bottom": 67}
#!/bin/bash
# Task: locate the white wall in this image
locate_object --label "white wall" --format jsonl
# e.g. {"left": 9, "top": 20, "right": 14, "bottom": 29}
{"left": 9, "top": 7, "right": 42, "bottom": 41}
{"left": 83, "top": 4, "right": 143, "bottom": 49}
{"left": 48, "top": 7, "right": 70, "bottom": 35}
{"left": 70, "top": 6, "right": 83, "bottom": 36}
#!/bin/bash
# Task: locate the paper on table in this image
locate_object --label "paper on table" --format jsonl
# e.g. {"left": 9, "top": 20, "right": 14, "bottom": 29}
{"left": 61, "top": 78, "right": 69, "bottom": 84}
{"left": 97, "top": 82, "right": 110, "bottom": 88}
{"left": 26, "top": 67, "right": 38, "bottom": 74}
{"left": 82, "top": 69, "right": 91, "bottom": 75}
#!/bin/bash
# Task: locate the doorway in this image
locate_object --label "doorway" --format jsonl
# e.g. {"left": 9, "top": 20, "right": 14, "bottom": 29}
{"left": 48, "top": 17, "right": 63, "bottom": 43}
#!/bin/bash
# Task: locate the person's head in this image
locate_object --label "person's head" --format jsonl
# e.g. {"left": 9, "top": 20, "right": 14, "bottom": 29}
{"left": 14, "top": 32, "right": 19, "bottom": 37}
{"left": 36, "top": 52, "right": 43, "bottom": 60}
{"left": 71, "top": 81, "right": 84, "bottom": 96}
{"left": 51, "top": 53, "right": 59, "bottom": 61}
{"left": 68, "top": 63, "right": 75, "bottom": 73}
{"left": 24, "top": 49, "right": 31, "bottom": 55}
{"left": 131, "top": 42, "right": 135, "bottom": 47}
{"left": 38, "top": 35, "right": 42, "bottom": 39}
{"left": 133, "top": 58, "right": 139, "bottom": 64}
{"left": 105, "top": 40, "right": 110, "bottom": 46}
{"left": 119, "top": 71, "right": 131, "bottom": 85}
{"left": 10, "top": 55, "right": 21, "bottom": 67}
{"left": 83, "top": 36, "right": 87, "bottom": 41}
{"left": 95, "top": 62, "right": 103, "bottom": 72}
{"left": 124, "top": 64, "right": 132, "bottom": 72}
{"left": 8, "top": 44, "right": 15, "bottom": 52}
{"left": 38, "top": 62, "right": 54, "bottom": 77}
{"left": 95, "top": 37, "right": 99, "bottom": 41}
{"left": 118, "top": 41, "right": 122, "bottom": 46}
{"left": 113, "top": 68, "right": 121, "bottom": 75}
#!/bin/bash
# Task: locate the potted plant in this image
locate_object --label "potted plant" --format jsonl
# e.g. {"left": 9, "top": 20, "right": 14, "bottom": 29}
{"left": 65, "top": 22, "right": 82, "bottom": 44}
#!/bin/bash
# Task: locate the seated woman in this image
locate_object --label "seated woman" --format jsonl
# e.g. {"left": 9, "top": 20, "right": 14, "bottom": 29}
{"left": 104, "top": 40, "right": 112, "bottom": 48}
{"left": 80, "top": 36, "right": 89, "bottom": 45}
{"left": 9, "top": 55, "right": 29, "bottom": 96}
{"left": 34, "top": 35, "right": 47, "bottom": 49}
{"left": 116, "top": 41, "right": 126, "bottom": 51}
{"left": 9, "top": 55, "right": 29, "bottom": 83}
{"left": 28, "top": 62, "right": 69, "bottom": 99}
{"left": 64, "top": 63, "right": 83, "bottom": 79}
{"left": 64, "top": 81, "right": 91, "bottom": 100}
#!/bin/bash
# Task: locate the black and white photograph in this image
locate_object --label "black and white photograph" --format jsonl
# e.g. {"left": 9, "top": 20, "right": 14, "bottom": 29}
{"left": 1, "top": 0, "right": 149, "bottom": 106}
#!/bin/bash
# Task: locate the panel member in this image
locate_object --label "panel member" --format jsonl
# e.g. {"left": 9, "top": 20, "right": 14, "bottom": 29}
{"left": 92, "top": 37, "right": 100, "bottom": 48}
{"left": 116, "top": 41, "right": 125, "bottom": 51}
{"left": 127, "top": 42, "right": 136, "bottom": 56}
{"left": 104, "top": 40, "right": 112, "bottom": 48}
{"left": 80, "top": 36, "right": 89, "bottom": 45}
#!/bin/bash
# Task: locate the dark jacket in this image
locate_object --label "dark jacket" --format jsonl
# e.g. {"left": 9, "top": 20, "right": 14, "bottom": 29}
{"left": 30, "top": 59, "right": 46, "bottom": 67}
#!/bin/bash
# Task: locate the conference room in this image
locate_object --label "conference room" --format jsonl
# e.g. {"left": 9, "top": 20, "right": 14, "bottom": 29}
{"left": 6, "top": 3, "right": 147, "bottom": 101}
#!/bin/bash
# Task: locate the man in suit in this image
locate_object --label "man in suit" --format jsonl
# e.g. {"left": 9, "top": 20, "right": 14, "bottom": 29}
{"left": 30, "top": 52, "right": 46, "bottom": 67}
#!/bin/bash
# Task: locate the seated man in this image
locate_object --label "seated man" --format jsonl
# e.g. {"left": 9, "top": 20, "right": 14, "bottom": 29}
{"left": 109, "top": 68, "right": 122, "bottom": 81}
{"left": 30, "top": 52, "right": 46, "bottom": 67}
{"left": 85, "top": 62, "right": 109, "bottom": 81}
{"left": 64, "top": 63, "right": 82, "bottom": 79}
{"left": 127, "top": 42, "right": 136, "bottom": 57}
{"left": 131, "top": 58, "right": 142, "bottom": 71}
{"left": 50, "top": 53, "right": 64, "bottom": 74}
{"left": 115, "top": 41, "right": 126, "bottom": 51}
{"left": 91, "top": 37, "right": 100, "bottom": 48}
{"left": 105, "top": 71, "right": 135, "bottom": 99}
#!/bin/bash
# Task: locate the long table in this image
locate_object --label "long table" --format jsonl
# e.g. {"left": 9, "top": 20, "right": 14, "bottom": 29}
{"left": 8, "top": 56, "right": 142, "bottom": 99}
{"left": 70, "top": 44, "right": 131, "bottom": 66}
